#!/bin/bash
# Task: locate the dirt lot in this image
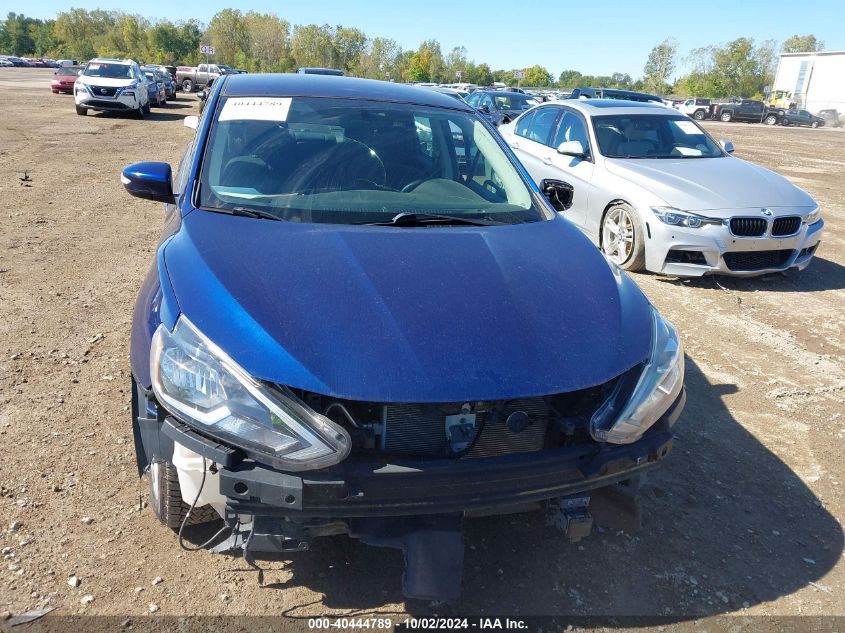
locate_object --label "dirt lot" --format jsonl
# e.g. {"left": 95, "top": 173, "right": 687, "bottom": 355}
{"left": 0, "top": 68, "right": 843, "bottom": 627}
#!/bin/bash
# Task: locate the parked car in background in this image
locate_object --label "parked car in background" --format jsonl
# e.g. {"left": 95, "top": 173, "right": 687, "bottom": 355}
{"left": 499, "top": 99, "right": 823, "bottom": 277}
{"left": 51, "top": 66, "right": 82, "bottom": 94}
{"left": 24, "top": 58, "right": 49, "bottom": 68}
{"left": 143, "top": 66, "right": 175, "bottom": 100}
{"left": 57, "top": 59, "right": 79, "bottom": 67}
{"left": 675, "top": 97, "right": 711, "bottom": 120}
{"left": 143, "top": 69, "right": 166, "bottom": 106}
{"left": 569, "top": 87, "right": 664, "bottom": 103}
{"left": 75, "top": 58, "right": 150, "bottom": 118}
{"left": 122, "top": 74, "right": 684, "bottom": 603}
{"left": 0, "top": 58, "right": 13, "bottom": 67}
{"left": 465, "top": 89, "right": 538, "bottom": 126}
{"left": 714, "top": 99, "right": 767, "bottom": 123}
{"left": 422, "top": 85, "right": 467, "bottom": 102}
{"left": 1, "top": 56, "right": 28, "bottom": 67}
{"left": 218, "top": 64, "right": 247, "bottom": 74}
{"left": 781, "top": 109, "right": 825, "bottom": 128}
{"left": 176, "top": 63, "right": 228, "bottom": 92}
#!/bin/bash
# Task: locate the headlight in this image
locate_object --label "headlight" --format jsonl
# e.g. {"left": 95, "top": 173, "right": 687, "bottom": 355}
{"left": 590, "top": 308, "right": 684, "bottom": 444}
{"left": 151, "top": 317, "right": 351, "bottom": 470}
{"left": 652, "top": 206, "right": 722, "bottom": 229}
{"left": 76, "top": 83, "right": 90, "bottom": 94}
{"left": 805, "top": 207, "right": 822, "bottom": 226}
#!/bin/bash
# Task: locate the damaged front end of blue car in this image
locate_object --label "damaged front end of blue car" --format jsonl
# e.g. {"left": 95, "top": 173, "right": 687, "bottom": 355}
{"left": 125, "top": 74, "right": 685, "bottom": 602}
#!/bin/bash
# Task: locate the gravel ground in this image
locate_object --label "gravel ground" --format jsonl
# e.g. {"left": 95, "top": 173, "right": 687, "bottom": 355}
{"left": 0, "top": 69, "right": 843, "bottom": 628}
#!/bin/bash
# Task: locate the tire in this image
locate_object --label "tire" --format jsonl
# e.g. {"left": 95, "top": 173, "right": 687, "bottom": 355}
{"left": 143, "top": 100, "right": 151, "bottom": 115}
{"left": 182, "top": 78, "right": 194, "bottom": 92}
{"left": 765, "top": 114, "right": 777, "bottom": 125}
{"left": 693, "top": 110, "right": 705, "bottom": 120}
{"left": 720, "top": 111, "right": 732, "bottom": 122}
{"left": 75, "top": 105, "right": 87, "bottom": 116}
{"left": 149, "top": 460, "right": 218, "bottom": 530}
{"left": 135, "top": 103, "right": 144, "bottom": 119}
{"left": 601, "top": 202, "right": 646, "bottom": 272}
{"left": 782, "top": 118, "right": 790, "bottom": 127}
{"left": 811, "top": 121, "right": 819, "bottom": 128}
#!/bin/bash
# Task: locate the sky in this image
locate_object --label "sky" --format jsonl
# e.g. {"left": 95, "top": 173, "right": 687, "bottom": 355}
{"left": 15, "top": 0, "right": 845, "bottom": 79}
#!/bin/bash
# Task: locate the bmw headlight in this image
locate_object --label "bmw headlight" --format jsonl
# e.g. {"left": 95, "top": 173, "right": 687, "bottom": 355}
{"left": 652, "top": 206, "right": 722, "bottom": 229}
{"left": 151, "top": 317, "right": 350, "bottom": 470}
{"left": 590, "top": 308, "right": 684, "bottom": 444}
{"left": 805, "top": 206, "right": 822, "bottom": 226}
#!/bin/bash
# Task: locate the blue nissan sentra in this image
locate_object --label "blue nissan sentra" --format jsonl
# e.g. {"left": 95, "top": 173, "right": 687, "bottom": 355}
{"left": 125, "top": 74, "right": 685, "bottom": 601}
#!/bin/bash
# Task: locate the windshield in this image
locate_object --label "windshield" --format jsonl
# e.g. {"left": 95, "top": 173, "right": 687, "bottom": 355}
{"left": 493, "top": 94, "right": 538, "bottom": 111}
{"left": 593, "top": 114, "right": 724, "bottom": 159}
{"left": 198, "top": 97, "right": 544, "bottom": 225}
{"left": 56, "top": 67, "right": 80, "bottom": 76}
{"left": 84, "top": 62, "right": 133, "bottom": 79}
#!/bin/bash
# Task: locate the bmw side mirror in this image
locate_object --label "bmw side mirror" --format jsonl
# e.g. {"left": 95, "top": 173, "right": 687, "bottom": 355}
{"left": 121, "top": 162, "right": 175, "bottom": 204}
{"left": 557, "top": 140, "right": 588, "bottom": 159}
{"left": 541, "top": 179, "right": 574, "bottom": 212}
{"left": 479, "top": 104, "right": 490, "bottom": 113}
{"left": 720, "top": 140, "right": 735, "bottom": 154}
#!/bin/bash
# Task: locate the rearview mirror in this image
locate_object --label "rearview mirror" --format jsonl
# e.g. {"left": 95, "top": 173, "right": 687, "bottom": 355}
{"left": 121, "top": 162, "right": 175, "bottom": 204}
{"left": 540, "top": 179, "right": 574, "bottom": 212}
{"left": 557, "top": 140, "right": 587, "bottom": 159}
{"left": 720, "top": 140, "right": 735, "bottom": 153}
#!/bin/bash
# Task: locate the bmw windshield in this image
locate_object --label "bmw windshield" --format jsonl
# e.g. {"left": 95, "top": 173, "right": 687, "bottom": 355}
{"left": 593, "top": 114, "right": 724, "bottom": 159}
{"left": 198, "top": 97, "right": 547, "bottom": 225}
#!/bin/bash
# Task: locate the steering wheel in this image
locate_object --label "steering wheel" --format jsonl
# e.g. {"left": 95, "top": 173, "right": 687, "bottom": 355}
{"left": 401, "top": 179, "right": 425, "bottom": 193}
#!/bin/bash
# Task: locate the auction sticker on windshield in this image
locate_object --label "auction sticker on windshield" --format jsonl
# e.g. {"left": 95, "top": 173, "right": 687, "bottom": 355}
{"left": 219, "top": 97, "right": 292, "bottom": 122}
{"left": 673, "top": 119, "right": 704, "bottom": 135}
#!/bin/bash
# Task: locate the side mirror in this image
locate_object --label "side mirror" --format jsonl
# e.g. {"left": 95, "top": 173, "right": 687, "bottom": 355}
{"left": 198, "top": 89, "right": 208, "bottom": 102}
{"left": 479, "top": 104, "right": 490, "bottom": 113}
{"left": 121, "top": 162, "right": 175, "bottom": 204}
{"left": 77, "top": 69, "right": 83, "bottom": 76}
{"left": 540, "top": 179, "right": 574, "bottom": 212}
{"left": 720, "top": 140, "right": 735, "bottom": 154}
{"left": 183, "top": 115, "right": 199, "bottom": 130}
{"left": 557, "top": 140, "right": 588, "bottom": 159}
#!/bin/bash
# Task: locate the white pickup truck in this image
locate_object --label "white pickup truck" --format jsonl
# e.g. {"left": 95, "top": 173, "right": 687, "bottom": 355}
{"left": 674, "top": 98, "right": 712, "bottom": 120}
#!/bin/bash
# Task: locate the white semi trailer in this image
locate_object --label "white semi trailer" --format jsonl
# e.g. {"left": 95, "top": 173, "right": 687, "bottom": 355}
{"left": 771, "top": 51, "right": 845, "bottom": 120}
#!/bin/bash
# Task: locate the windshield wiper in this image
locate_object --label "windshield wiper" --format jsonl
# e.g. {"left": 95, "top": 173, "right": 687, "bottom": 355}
{"left": 364, "top": 212, "right": 505, "bottom": 227}
{"left": 228, "top": 207, "right": 282, "bottom": 221}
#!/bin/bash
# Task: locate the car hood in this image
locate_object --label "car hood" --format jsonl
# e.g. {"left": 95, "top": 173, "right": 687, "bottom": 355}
{"left": 77, "top": 76, "right": 135, "bottom": 88}
{"left": 162, "top": 211, "right": 652, "bottom": 403}
{"left": 604, "top": 156, "right": 816, "bottom": 213}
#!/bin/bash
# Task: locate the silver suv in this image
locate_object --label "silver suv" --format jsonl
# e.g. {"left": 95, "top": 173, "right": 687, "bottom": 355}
{"left": 75, "top": 58, "right": 150, "bottom": 118}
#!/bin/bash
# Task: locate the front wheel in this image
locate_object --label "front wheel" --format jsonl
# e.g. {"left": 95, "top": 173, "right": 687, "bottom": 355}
{"left": 182, "top": 78, "right": 194, "bottom": 92}
{"left": 811, "top": 121, "right": 819, "bottom": 128}
{"left": 601, "top": 203, "right": 646, "bottom": 272}
{"left": 693, "top": 110, "right": 706, "bottom": 120}
{"left": 765, "top": 114, "right": 777, "bottom": 125}
{"left": 75, "top": 105, "right": 87, "bottom": 116}
{"left": 720, "top": 112, "right": 732, "bottom": 122}
{"left": 149, "top": 461, "right": 218, "bottom": 530}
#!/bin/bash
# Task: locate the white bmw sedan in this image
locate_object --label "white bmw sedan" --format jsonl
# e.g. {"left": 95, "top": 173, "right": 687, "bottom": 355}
{"left": 499, "top": 100, "right": 824, "bottom": 277}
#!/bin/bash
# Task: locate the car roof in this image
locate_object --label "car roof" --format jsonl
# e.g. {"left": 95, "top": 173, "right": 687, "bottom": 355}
{"left": 220, "top": 73, "right": 474, "bottom": 111}
{"left": 561, "top": 99, "right": 678, "bottom": 116}
{"left": 476, "top": 90, "right": 529, "bottom": 97}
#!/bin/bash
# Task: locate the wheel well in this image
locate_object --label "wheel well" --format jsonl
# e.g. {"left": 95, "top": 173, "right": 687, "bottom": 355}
{"left": 599, "top": 199, "right": 631, "bottom": 248}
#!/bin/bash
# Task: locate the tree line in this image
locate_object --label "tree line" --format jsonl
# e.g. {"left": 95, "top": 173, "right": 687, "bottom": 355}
{"left": 0, "top": 10, "right": 823, "bottom": 97}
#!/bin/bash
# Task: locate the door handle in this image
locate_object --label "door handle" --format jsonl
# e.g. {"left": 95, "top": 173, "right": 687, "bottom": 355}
{"left": 542, "top": 156, "right": 553, "bottom": 166}
{"left": 511, "top": 141, "right": 519, "bottom": 149}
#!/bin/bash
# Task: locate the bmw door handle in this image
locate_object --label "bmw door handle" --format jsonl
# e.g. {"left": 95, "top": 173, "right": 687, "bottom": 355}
{"left": 511, "top": 141, "right": 519, "bottom": 149}
{"left": 542, "top": 156, "right": 553, "bottom": 166}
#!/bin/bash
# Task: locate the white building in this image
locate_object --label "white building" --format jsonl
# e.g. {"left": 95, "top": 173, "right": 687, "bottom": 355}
{"left": 772, "top": 50, "right": 845, "bottom": 115}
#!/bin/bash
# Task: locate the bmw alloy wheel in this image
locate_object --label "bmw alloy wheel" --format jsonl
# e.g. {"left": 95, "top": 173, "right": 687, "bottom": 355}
{"left": 602, "top": 206, "right": 635, "bottom": 264}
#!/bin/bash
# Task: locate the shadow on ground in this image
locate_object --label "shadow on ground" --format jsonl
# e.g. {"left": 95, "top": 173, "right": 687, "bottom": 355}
{"left": 184, "top": 358, "right": 842, "bottom": 620}
{"left": 654, "top": 256, "right": 845, "bottom": 293}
